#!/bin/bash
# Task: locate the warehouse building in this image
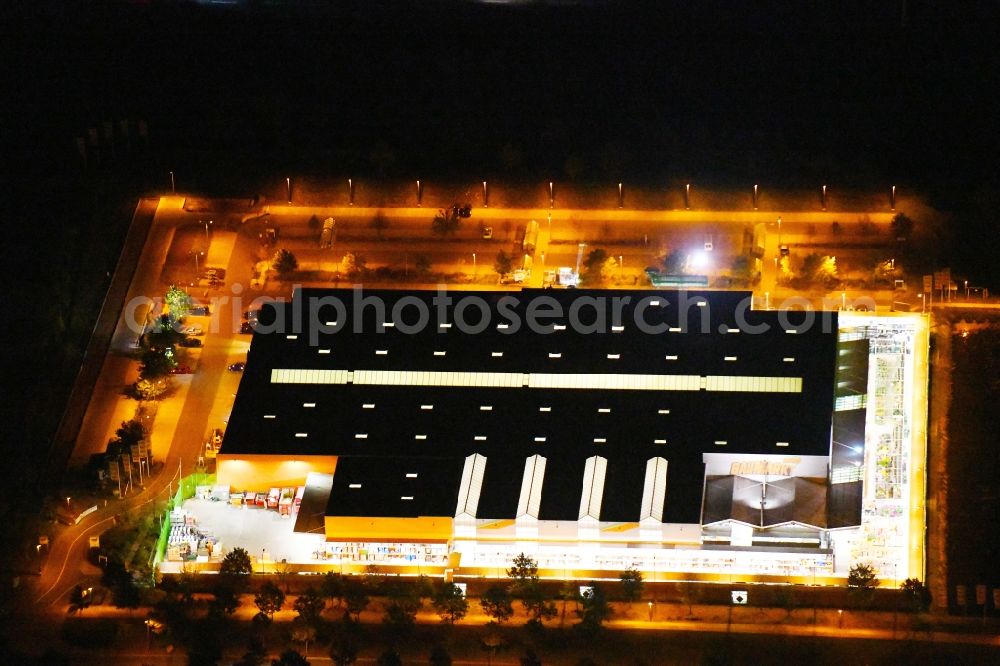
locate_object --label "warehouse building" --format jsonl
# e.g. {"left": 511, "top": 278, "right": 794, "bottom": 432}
{"left": 214, "top": 288, "right": 923, "bottom": 581}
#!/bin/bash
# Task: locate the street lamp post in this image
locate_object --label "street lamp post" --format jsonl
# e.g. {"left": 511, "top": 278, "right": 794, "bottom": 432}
{"left": 685, "top": 183, "right": 691, "bottom": 209}
{"left": 482, "top": 181, "right": 488, "bottom": 207}
{"left": 777, "top": 216, "right": 782, "bottom": 246}
{"left": 472, "top": 252, "right": 477, "bottom": 278}
{"left": 348, "top": 178, "right": 354, "bottom": 206}
{"left": 965, "top": 280, "right": 969, "bottom": 299}
{"left": 286, "top": 177, "right": 291, "bottom": 204}
{"left": 203, "top": 220, "right": 211, "bottom": 246}
{"left": 821, "top": 184, "right": 827, "bottom": 210}
{"left": 891, "top": 185, "right": 896, "bottom": 210}
{"left": 619, "top": 255, "right": 623, "bottom": 279}
{"left": 753, "top": 184, "right": 759, "bottom": 210}
{"left": 169, "top": 171, "right": 176, "bottom": 194}
{"left": 765, "top": 291, "right": 770, "bottom": 310}
{"left": 918, "top": 293, "right": 925, "bottom": 313}
{"left": 618, "top": 182, "right": 623, "bottom": 208}
{"left": 549, "top": 181, "right": 554, "bottom": 208}
{"left": 416, "top": 180, "right": 422, "bottom": 207}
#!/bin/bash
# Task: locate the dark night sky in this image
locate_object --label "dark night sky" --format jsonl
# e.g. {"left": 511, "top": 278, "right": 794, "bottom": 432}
{"left": 8, "top": 1, "right": 1000, "bottom": 192}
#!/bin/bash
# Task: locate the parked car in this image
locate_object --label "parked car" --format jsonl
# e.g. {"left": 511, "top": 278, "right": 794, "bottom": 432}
{"left": 189, "top": 305, "right": 210, "bottom": 316}
{"left": 171, "top": 364, "right": 193, "bottom": 374}
{"left": 228, "top": 362, "right": 246, "bottom": 372}
{"left": 178, "top": 338, "right": 202, "bottom": 348}
{"left": 182, "top": 326, "right": 203, "bottom": 336}
{"left": 481, "top": 226, "right": 493, "bottom": 239}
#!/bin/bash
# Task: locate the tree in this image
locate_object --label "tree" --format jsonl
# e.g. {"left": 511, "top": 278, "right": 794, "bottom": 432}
{"left": 340, "top": 252, "right": 367, "bottom": 279}
{"left": 210, "top": 581, "right": 240, "bottom": 617}
{"left": 220, "top": 547, "right": 254, "bottom": 579}
{"left": 582, "top": 248, "right": 615, "bottom": 285}
{"left": 890, "top": 213, "right": 914, "bottom": 241}
{"left": 382, "top": 579, "right": 421, "bottom": 636}
{"left": 370, "top": 212, "right": 390, "bottom": 240}
{"left": 165, "top": 285, "right": 192, "bottom": 320}
{"left": 290, "top": 620, "right": 317, "bottom": 657}
{"left": 68, "top": 585, "right": 89, "bottom": 615}
{"left": 131, "top": 377, "right": 169, "bottom": 401}
{"left": 429, "top": 645, "right": 453, "bottom": 666}
{"left": 414, "top": 254, "right": 431, "bottom": 276}
{"left": 507, "top": 553, "right": 539, "bottom": 588}
{"left": 900, "top": 578, "right": 932, "bottom": 613}
{"left": 139, "top": 348, "right": 175, "bottom": 379}
{"left": 115, "top": 420, "right": 145, "bottom": 448}
{"left": 272, "top": 249, "right": 299, "bottom": 276}
{"left": 431, "top": 208, "right": 461, "bottom": 236}
{"left": 576, "top": 583, "right": 612, "bottom": 631}
{"left": 494, "top": 250, "right": 513, "bottom": 278}
{"left": 662, "top": 250, "right": 686, "bottom": 275}
{"left": 329, "top": 615, "right": 360, "bottom": 666}
{"left": 103, "top": 559, "right": 140, "bottom": 610}
{"left": 342, "top": 578, "right": 369, "bottom": 620}
{"left": 774, "top": 585, "right": 797, "bottom": 618}
{"left": 507, "top": 553, "right": 556, "bottom": 626}
{"left": 235, "top": 638, "right": 267, "bottom": 666}
{"left": 619, "top": 568, "right": 644, "bottom": 603}
{"left": 376, "top": 650, "right": 402, "bottom": 666}
{"left": 255, "top": 581, "right": 286, "bottom": 623}
{"left": 294, "top": 586, "right": 326, "bottom": 625}
{"left": 433, "top": 583, "right": 468, "bottom": 624}
{"left": 520, "top": 649, "right": 542, "bottom": 666}
{"left": 320, "top": 572, "right": 344, "bottom": 607}
{"left": 847, "top": 562, "right": 880, "bottom": 608}
{"left": 271, "top": 649, "right": 310, "bottom": 666}
{"left": 800, "top": 253, "right": 838, "bottom": 287}
{"left": 679, "top": 580, "right": 701, "bottom": 617}
{"left": 480, "top": 585, "right": 514, "bottom": 625}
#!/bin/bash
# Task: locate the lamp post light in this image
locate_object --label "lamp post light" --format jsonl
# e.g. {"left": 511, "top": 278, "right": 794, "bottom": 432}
{"left": 765, "top": 291, "right": 770, "bottom": 310}
{"left": 482, "top": 181, "right": 488, "bottom": 207}
{"left": 685, "top": 183, "right": 691, "bottom": 209}
{"left": 821, "top": 184, "right": 827, "bottom": 210}
{"left": 286, "top": 177, "right": 291, "bottom": 204}
{"left": 549, "top": 181, "right": 554, "bottom": 208}
{"left": 648, "top": 601, "right": 654, "bottom": 621}
{"left": 753, "top": 184, "right": 759, "bottom": 210}
{"left": 169, "top": 171, "right": 176, "bottom": 194}
{"left": 619, "top": 255, "right": 623, "bottom": 278}
{"left": 842, "top": 291, "right": 847, "bottom": 310}
{"left": 348, "top": 178, "right": 354, "bottom": 206}
{"left": 203, "top": 220, "right": 211, "bottom": 246}
{"left": 416, "top": 180, "right": 422, "bottom": 207}
{"left": 838, "top": 608, "right": 843, "bottom": 628}
{"left": 918, "top": 293, "right": 925, "bottom": 313}
{"left": 891, "top": 185, "right": 896, "bottom": 211}
{"left": 472, "top": 252, "right": 477, "bottom": 278}
{"left": 618, "top": 182, "right": 623, "bottom": 209}
{"left": 777, "top": 216, "right": 782, "bottom": 246}
{"left": 965, "top": 280, "right": 969, "bottom": 299}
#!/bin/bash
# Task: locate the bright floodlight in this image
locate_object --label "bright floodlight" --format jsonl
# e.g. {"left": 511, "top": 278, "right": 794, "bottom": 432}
{"left": 690, "top": 250, "right": 710, "bottom": 269}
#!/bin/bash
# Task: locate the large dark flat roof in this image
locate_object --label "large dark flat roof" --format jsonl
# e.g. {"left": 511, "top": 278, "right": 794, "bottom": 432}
{"left": 222, "top": 288, "right": 837, "bottom": 524}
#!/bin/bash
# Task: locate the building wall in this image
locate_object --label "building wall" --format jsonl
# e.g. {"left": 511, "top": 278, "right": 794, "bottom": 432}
{"left": 324, "top": 515, "right": 454, "bottom": 543}
{"left": 216, "top": 454, "right": 338, "bottom": 491}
